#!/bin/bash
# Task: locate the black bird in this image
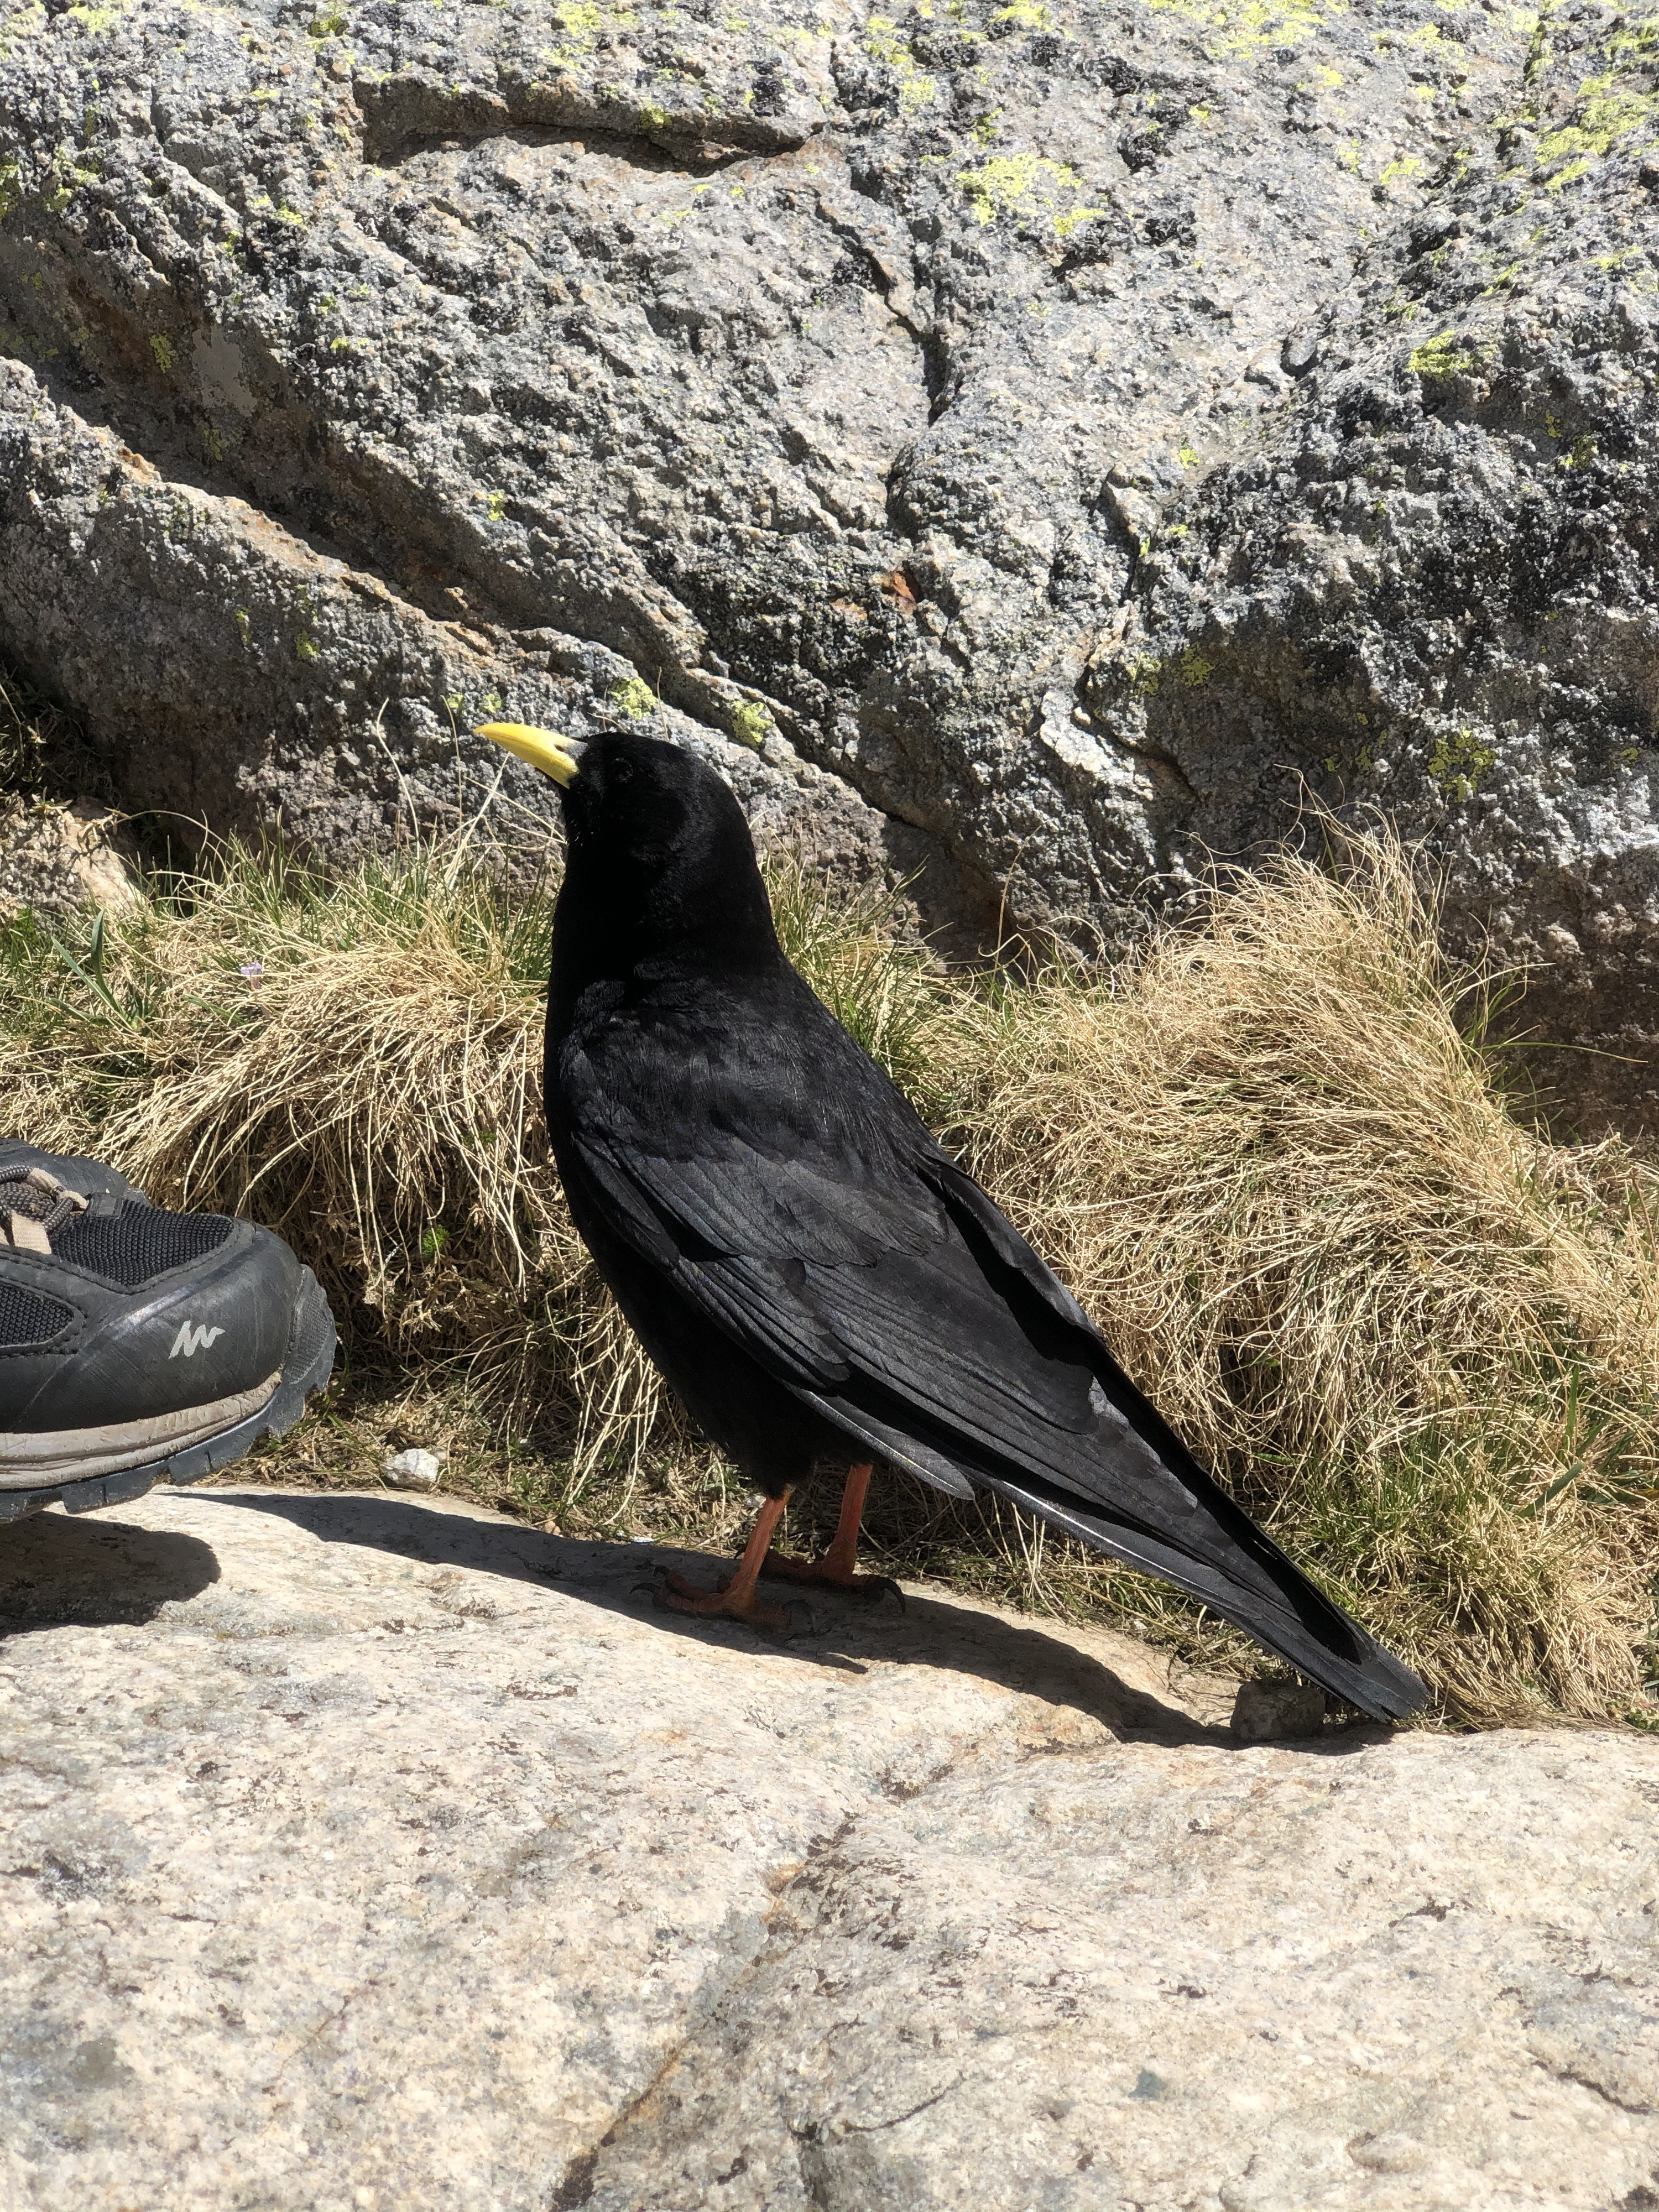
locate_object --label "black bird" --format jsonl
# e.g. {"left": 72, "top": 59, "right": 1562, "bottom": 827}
{"left": 479, "top": 721, "right": 1427, "bottom": 1723}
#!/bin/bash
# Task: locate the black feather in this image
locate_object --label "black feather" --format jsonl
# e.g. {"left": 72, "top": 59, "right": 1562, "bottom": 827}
{"left": 540, "top": 733, "right": 1428, "bottom": 1723}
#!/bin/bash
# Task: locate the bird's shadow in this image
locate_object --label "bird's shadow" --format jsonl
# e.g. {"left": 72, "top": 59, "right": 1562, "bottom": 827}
{"left": 0, "top": 1509, "right": 221, "bottom": 1635}
{"left": 199, "top": 1488, "right": 1384, "bottom": 1755}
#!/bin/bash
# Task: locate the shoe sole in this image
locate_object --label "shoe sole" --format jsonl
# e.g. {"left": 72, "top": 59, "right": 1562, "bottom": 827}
{"left": 0, "top": 1266, "right": 337, "bottom": 1524}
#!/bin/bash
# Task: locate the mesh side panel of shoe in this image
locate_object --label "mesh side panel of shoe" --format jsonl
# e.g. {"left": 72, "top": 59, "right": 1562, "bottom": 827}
{"left": 52, "top": 1201, "right": 233, "bottom": 1288}
{"left": 0, "top": 1282, "right": 75, "bottom": 1349}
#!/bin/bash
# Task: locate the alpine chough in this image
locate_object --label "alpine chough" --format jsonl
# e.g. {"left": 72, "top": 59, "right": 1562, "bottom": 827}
{"left": 479, "top": 720, "right": 1427, "bottom": 1723}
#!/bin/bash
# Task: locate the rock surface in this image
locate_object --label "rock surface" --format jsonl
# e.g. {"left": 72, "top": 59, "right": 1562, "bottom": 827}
{"left": 1087, "top": 5, "right": 1659, "bottom": 1131}
{"left": 1, "top": 0, "right": 1657, "bottom": 1100}
{"left": 2, "top": 1484, "right": 1656, "bottom": 2211}
{"left": 0, "top": 797, "right": 138, "bottom": 921}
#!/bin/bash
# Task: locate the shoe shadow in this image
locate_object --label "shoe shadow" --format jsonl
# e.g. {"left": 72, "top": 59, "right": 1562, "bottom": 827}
{"left": 202, "top": 1488, "right": 1374, "bottom": 1755}
{"left": 0, "top": 1510, "right": 221, "bottom": 1635}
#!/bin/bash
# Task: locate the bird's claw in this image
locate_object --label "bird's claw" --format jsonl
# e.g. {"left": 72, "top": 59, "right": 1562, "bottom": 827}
{"left": 862, "top": 1574, "right": 906, "bottom": 1613}
{"left": 758, "top": 1552, "right": 906, "bottom": 1609}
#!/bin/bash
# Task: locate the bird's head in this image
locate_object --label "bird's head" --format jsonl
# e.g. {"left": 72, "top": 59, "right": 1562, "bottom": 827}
{"left": 476, "top": 723, "right": 780, "bottom": 983}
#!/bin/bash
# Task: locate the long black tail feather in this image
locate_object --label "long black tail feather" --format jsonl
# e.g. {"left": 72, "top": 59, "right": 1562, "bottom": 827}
{"left": 975, "top": 1467, "right": 1427, "bottom": 1723}
{"left": 803, "top": 1384, "right": 1429, "bottom": 1724}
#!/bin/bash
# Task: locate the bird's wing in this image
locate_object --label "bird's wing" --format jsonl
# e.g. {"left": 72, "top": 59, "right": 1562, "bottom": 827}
{"left": 563, "top": 1007, "right": 1175, "bottom": 1463}
{"left": 565, "top": 1025, "right": 1105, "bottom": 1426}
{"left": 558, "top": 1001, "right": 1426, "bottom": 1720}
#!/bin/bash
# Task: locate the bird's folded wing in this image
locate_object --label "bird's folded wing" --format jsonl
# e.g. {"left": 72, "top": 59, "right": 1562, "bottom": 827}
{"left": 572, "top": 1108, "right": 1427, "bottom": 1715}
{"left": 573, "top": 1122, "right": 1119, "bottom": 1439}
{"left": 577, "top": 1123, "right": 1324, "bottom": 1578}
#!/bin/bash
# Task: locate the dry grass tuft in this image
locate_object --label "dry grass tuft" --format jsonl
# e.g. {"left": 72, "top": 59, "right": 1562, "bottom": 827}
{"left": 1, "top": 831, "right": 644, "bottom": 1486}
{"left": 0, "top": 661, "right": 106, "bottom": 799}
{"left": 2, "top": 820, "right": 1655, "bottom": 1727}
{"left": 0, "top": 669, "right": 55, "bottom": 795}
{"left": 951, "top": 831, "right": 1659, "bottom": 1725}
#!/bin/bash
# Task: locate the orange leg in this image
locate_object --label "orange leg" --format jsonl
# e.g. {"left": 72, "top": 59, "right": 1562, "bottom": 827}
{"left": 658, "top": 1489, "right": 795, "bottom": 1631}
{"left": 759, "top": 1463, "right": 902, "bottom": 1604}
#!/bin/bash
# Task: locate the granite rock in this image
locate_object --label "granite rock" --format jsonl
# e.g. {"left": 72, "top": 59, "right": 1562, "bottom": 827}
{"left": 4, "top": 0, "right": 1658, "bottom": 1089}
{"left": 0, "top": 797, "right": 138, "bottom": 921}
{"left": 2, "top": 1485, "right": 1656, "bottom": 2211}
{"left": 1088, "top": 6, "right": 1659, "bottom": 1130}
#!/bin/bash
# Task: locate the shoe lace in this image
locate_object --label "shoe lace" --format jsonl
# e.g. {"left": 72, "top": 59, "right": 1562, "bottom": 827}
{"left": 0, "top": 1164, "right": 90, "bottom": 1255}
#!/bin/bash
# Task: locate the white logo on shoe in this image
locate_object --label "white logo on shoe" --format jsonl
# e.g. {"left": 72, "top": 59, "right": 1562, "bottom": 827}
{"left": 169, "top": 1321, "right": 226, "bottom": 1359}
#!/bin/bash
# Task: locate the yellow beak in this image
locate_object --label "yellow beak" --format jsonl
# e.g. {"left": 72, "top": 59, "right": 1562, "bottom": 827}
{"left": 474, "top": 722, "right": 587, "bottom": 787}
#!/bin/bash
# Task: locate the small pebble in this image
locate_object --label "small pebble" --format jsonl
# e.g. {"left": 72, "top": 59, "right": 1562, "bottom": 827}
{"left": 1232, "top": 1678, "right": 1326, "bottom": 1742}
{"left": 383, "top": 1447, "right": 442, "bottom": 1491}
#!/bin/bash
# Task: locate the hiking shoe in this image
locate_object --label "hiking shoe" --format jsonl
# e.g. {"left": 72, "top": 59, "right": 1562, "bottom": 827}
{"left": 0, "top": 1142, "right": 336, "bottom": 1522}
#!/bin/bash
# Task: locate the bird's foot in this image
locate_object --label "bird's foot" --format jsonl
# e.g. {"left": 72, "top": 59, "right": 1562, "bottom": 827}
{"left": 653, "top": 1566, "right": 800, "bottom": 1636}
{"left": 759, "top": 1550, "right": 906, "bottom": 1609}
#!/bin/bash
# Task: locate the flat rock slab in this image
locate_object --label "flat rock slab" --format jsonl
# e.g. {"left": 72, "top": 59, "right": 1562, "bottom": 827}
{"left": 1, "top": 1489, "right": 1655, "bottom": 2212}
